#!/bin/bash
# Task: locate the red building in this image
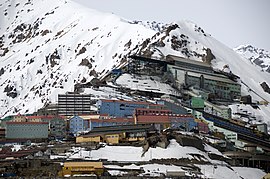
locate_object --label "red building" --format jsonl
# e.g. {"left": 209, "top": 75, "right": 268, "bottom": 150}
{"left": 196, "top": 120, "right": 210, "bottom": 134}
{"left": 135, "top": 108, "right": 172, "bottom": 116}
{"left": 0, "top": 128, "right": 5, "bottom": 139}
{"left": 134, "top": 108, "right": 197, "bottom": 131}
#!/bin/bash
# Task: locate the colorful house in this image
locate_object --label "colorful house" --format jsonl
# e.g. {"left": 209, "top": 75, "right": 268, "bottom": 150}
{"left": 69, "top": 116, "right": 88, "bottom": 135}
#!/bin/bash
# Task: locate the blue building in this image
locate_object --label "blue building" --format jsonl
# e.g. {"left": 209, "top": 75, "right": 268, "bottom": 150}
{"left": 89, "top": 117, "right": 134, "bottom": 130}
{"left": 157, "top": 100, "right": 188, "bottom": 114}
{"left": 170, "top": 115, "right": 197, "bottom": 131}
{"left": 69, "top": 116, "right": 88, "bottom": 135}
{"left": 99, "top": 100, "right": 149, "bottom": 117}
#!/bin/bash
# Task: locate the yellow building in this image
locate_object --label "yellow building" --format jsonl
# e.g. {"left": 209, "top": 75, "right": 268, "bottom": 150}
{"left": 76, "top": 132, "right": 122, "bottom": 144}
{"left": 105, "top": 133, "right": 121, "bottom": 144}
{"left": 76, "top": 135, "right": 101, "bottom": 143}
{"left": 76, "top": 124, "right": 155, "bottom": 145}
{"left": 79, "top": 114, "right": 110, "bottom": 120}
{"left": 59, "top": 162, "right": 104, "bottom": 177}
{"left": 12, "top": 115, "right": 27, "bottom": 122}
{"left": 126, "top": 136, "right": 145, "bottom": 142}
{"left": 76, "top": 132, "right": 146, "bottom": 144}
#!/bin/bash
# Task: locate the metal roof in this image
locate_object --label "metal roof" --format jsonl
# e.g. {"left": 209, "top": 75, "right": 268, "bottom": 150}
{"left": 6, "top": 122, "right": 49, "bottom": 125}
{"left": 81, "top": 124, "right": 155, "bottom": 137}
{"left": 101, "top": 99, "right": 149, "bottom": 105}
{"left": 167, "top": 54, "right": 212, "bottom": 68}
{"left": 187, "top": 71, "right": 240, "bottom": 85}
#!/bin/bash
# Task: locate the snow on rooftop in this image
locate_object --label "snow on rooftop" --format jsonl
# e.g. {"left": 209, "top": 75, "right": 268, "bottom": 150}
{"left": 116, "top": 74, "right": 179, "bottom": 96}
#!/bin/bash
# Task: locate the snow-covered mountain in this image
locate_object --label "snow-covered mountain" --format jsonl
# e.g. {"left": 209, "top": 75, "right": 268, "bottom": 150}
{"left": 234, "top": 45, "right": 270, "bottom": 73}
{"left": 1, "top": 0, "right": 270, "bottom": 123}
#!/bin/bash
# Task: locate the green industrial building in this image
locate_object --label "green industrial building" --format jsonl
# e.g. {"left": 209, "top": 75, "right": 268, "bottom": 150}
{"left": 6, "top": 122, "right": 49, "bottom": 139}
{"left": 184, "top": 71, "right": 241, "bottom": 100}
{"left": 166, "top": 55, "right": 241, "bottom": 101}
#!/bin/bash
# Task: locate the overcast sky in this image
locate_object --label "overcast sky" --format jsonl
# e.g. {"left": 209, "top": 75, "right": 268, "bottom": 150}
{"left": 73, "top": 0, "right": 270, "bottom": 50}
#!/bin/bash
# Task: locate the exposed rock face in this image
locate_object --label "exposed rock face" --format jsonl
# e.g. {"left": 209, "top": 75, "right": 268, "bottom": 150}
{"left": 141, "top": 134, "right": 169, "bottom": 157}
{"left": 79, "top": 58, "right": 92, "bottom": 69}
{"left": 45, "top": 49, "right": 61, "bottom": 68}
{"left": 4, "top": 84, "right": 18, "bottom": 98}
{"left": 202, "top": 48, "right": 215, "bottom": 64}
{"left": 261, "top": 82, "right": 270, "bottom": 94}
{"left": 235, "top": 45, "right": 270, "bottom": 73}
{"left": 173, "top": 133, "right": 205, "bottom": 151}
{"left": 0, "top": 68, "right": 4, "bottom": 76}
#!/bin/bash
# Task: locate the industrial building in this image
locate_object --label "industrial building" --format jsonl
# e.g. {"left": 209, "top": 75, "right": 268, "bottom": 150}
{"left": 185, "top": 71, "right": 241, "bottom": 100}
{"left": 5, "top": 122, "right": 49, "bottom": 139}
{"left": 129, "top": 55, "right": 241, "bottom": 101}
{"left": 224, "top": 151, "right": 270, "bottom": 172}
{"left": 164, "top": 55, "right": 241, "bottom": 101}
{"left": 166, "top": 54, "right": 214, "bottom": 74}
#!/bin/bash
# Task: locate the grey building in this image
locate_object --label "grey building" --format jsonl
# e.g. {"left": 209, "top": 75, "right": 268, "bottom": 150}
{"left": 49, "top": 117, "right": 67, "bottom": 139}
{"left": 166, "top": 54, "right": 241, "bottom": 100}
{"left": 6, "top": 122, "right": 49, "bottom": 139}
{"left": 58, "top": 94, "right": 92, "bottom": 116}
{"left": 167, "top": 57, "right": 241, "bottom": 100}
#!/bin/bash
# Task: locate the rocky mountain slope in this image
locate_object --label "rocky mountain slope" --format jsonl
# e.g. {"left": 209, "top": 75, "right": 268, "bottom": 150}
{"left": 234, "top": 45, "right": 270, "bottom": 73}
{"left": 0, "top": 0, "right": 270, "bottom": 122}
{"left": 234, "top": 45, "right": 270, "bottom": 103}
